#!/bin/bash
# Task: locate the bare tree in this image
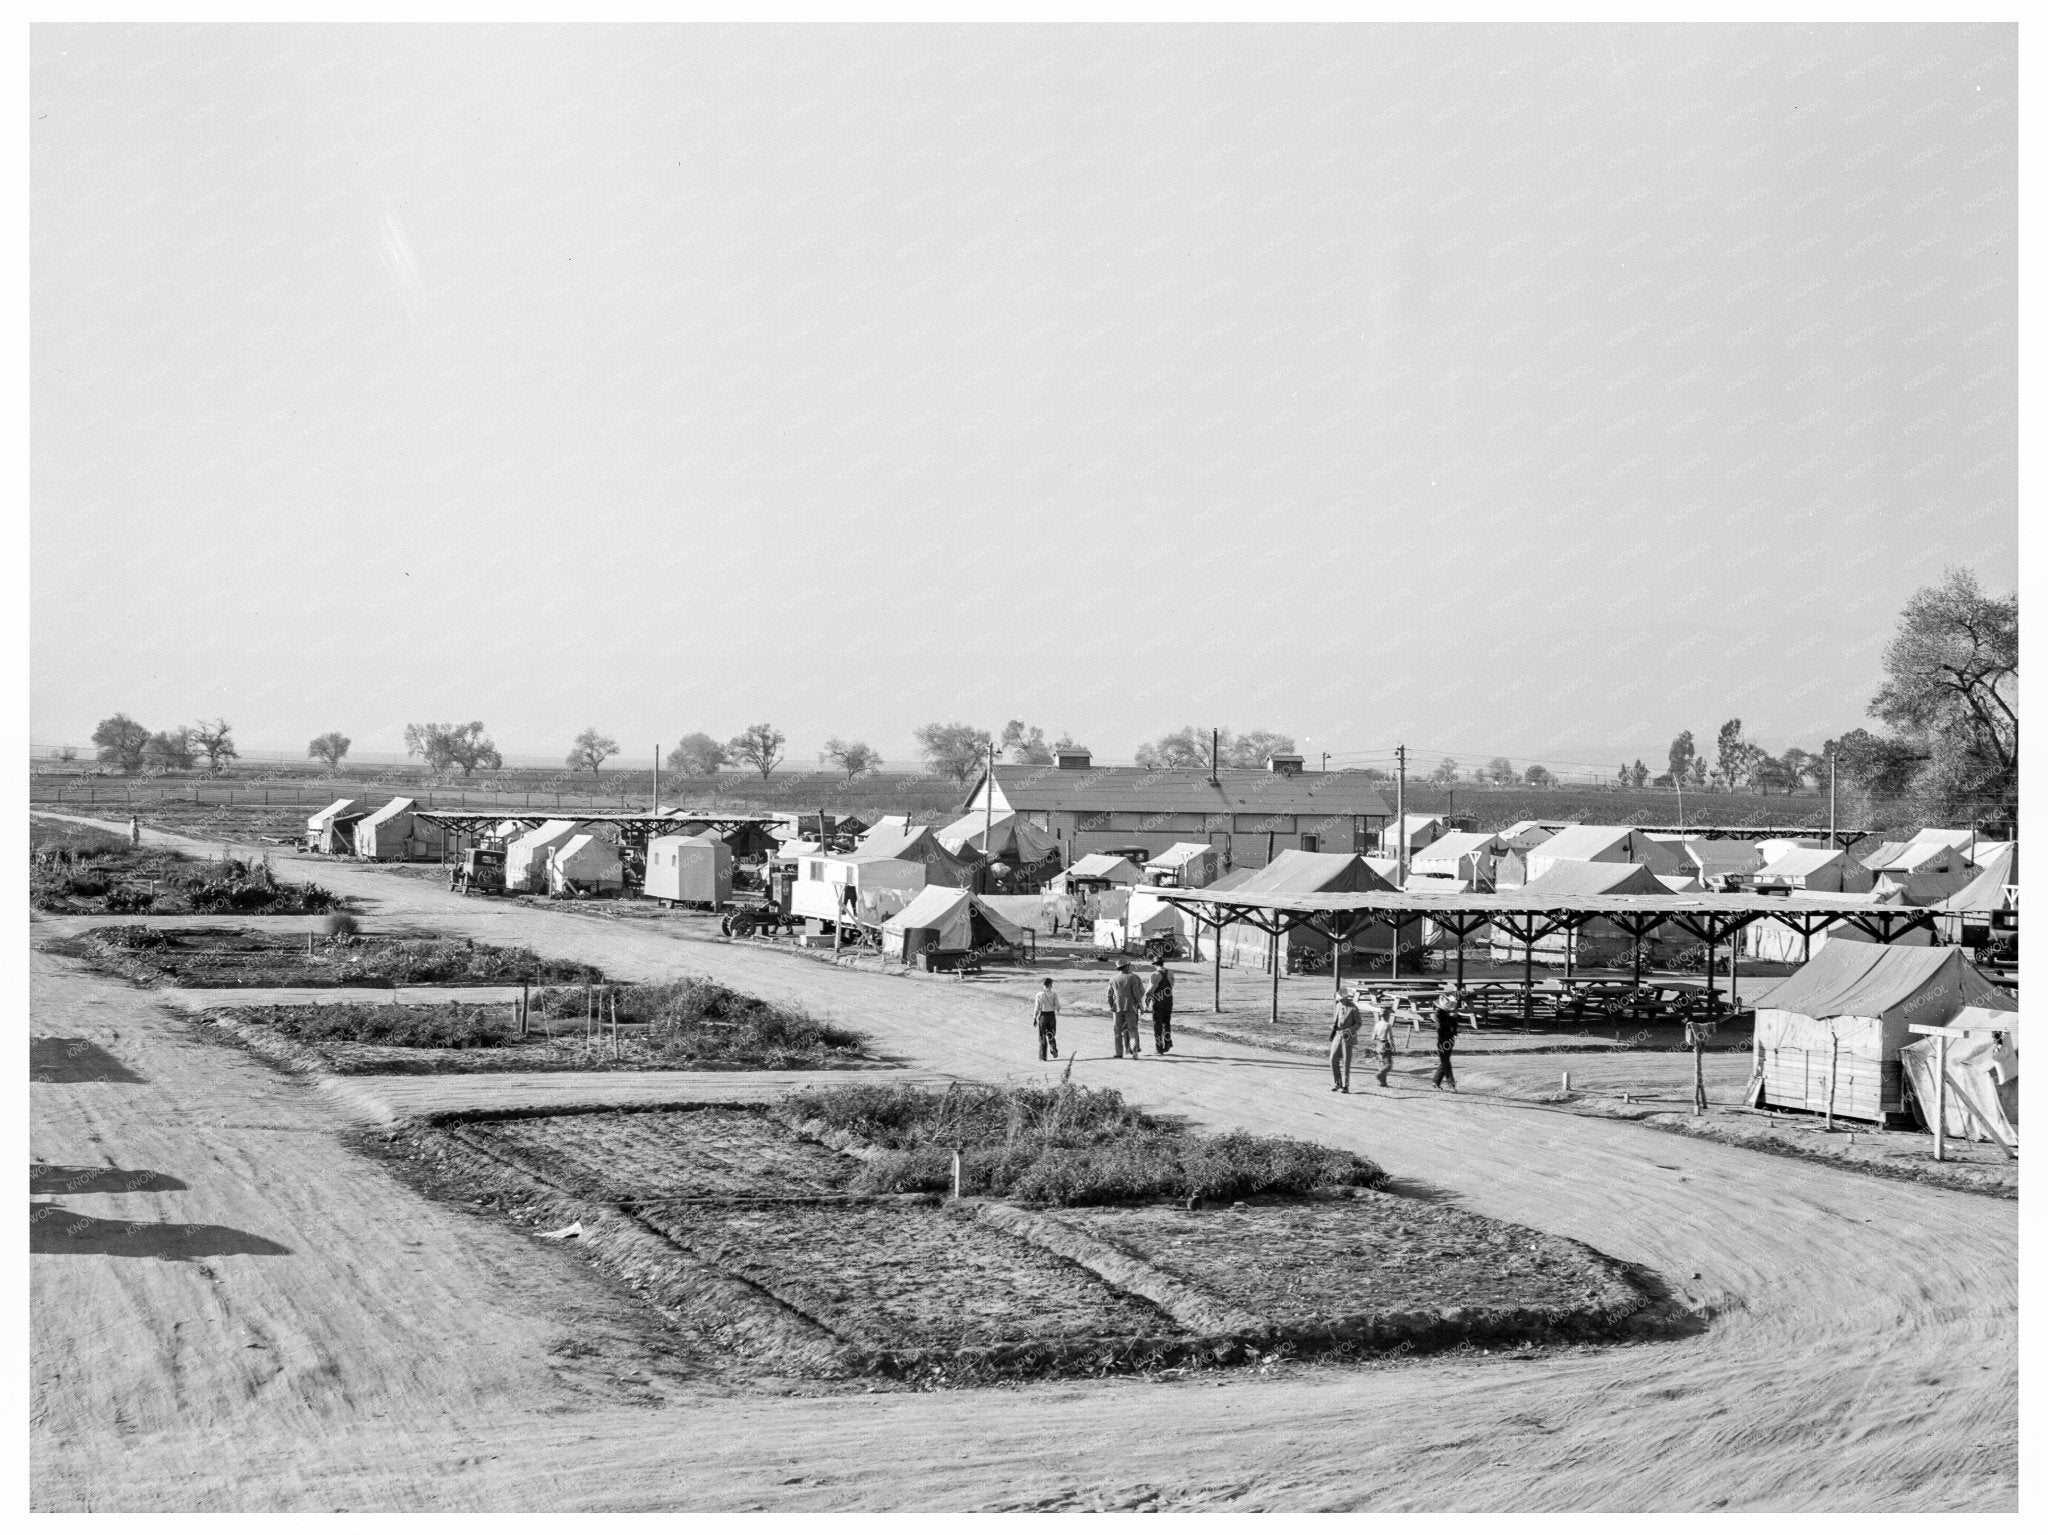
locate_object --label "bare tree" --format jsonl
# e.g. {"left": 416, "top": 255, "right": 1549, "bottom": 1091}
{"left": 191, "top": 717, "right": 237, "bottom": 770}
{"left": 823, "top": 738, "right": 881, "bottom": 778}
{"left": 727, "top": 723, "right": 786, "bottom": 780}
{"left": 915, "top": 721, "right": 994, "bottom": 782}
{"left": 405, "top": 721, "right": 502, "bottom": 777}
{"left": 566, "top": 727, "right": 620, "bottom": 779}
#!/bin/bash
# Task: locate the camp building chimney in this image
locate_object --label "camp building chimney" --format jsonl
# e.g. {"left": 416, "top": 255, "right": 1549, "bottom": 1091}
{"left": 1266, "top": 752, "right": 1305, "bottom": 777}
{"left": 1056, "top": 748, "right": 1091, "bottom": 769}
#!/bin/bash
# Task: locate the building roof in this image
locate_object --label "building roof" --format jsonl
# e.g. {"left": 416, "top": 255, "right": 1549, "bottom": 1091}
{"left": 1516, "top": 859, "right": 1668, "bottom": 899}
{"left": 359, "top": 796, "right": 416, "bottom": 831}
{"left": 1389, "top": 813, "right": 1445, "bottom": 840}
{"left": 307, "top": 798, "right": 361, "bottom": 829}
{"left": 1760, "top": 944, "right": 2014, "bottom": 1023}
{"left": 976, "top": 764, "right": 1391, "bottom": 819}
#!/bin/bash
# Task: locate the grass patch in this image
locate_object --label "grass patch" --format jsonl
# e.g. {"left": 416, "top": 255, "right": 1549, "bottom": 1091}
{"left": 31, "top": 820, "right": 341, "bottom": 916}
{"left": 234, "top": 1001, "right": 515, "bottom": 1049}
{"left": 529, "top": 978, "right": 867, "bottom": 1067}
{"left": 81, "top": 927, "right": 594, "bottom": 988}
{"left": 776, "top": 1082, "right": 1384, "bottom": 1206}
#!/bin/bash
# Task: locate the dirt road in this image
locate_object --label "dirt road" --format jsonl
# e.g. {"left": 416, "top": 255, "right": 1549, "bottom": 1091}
{"left": 31, "top": 820, "right": 2017, "bottom": 1510}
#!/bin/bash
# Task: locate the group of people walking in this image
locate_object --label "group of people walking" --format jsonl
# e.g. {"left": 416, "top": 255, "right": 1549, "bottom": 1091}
{"left": 1030, "top": 960, "right": 1469, "bottom": 1090}
{"left": 1029, "top": 959, "right": 1175, "bottom": 1060}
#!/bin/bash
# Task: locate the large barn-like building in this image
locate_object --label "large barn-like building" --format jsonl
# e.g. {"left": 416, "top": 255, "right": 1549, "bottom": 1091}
{"left": 960, "top": 751, "right": 1394, "bottom": 871}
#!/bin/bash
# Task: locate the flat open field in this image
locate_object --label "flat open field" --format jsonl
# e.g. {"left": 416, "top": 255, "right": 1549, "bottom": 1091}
{"left": 30, "top": 814, "right": 2017, "bottom": 1512}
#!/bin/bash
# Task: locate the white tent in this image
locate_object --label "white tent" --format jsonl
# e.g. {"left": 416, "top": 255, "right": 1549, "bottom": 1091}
{"left": 1522, "top": 826, "right": 1690, "bottom": 884}
{"left": 353, "top": 797, "right": 445, "bottom": 862}
{"left": 548, "top": 833, "right": 623, "bottom": 895}
{"left": 1752, "top": 847, "right": 1876, "bottom": 894}
{"left": 505, "top": 820, "right": 588, "bottom": 893}
{"left": 881, "top": 884, "right": 1025, "bottom": 959}
{"left": 1410, "top": 831, "right": 1505, "bottom": 889}
{"left": 936, "top": 810, "right": 1059, "bottom": 866}
{"left": 1744, "top": 891, "right": 1932, "bottom": 963}
{"left": 1751, "top": 945, "right": 2015, "bottom": 1123}
{"left": 306, "top": 798, "right": 364, "bottom": 854}
{"left": 1142, "top": 842, "right": 1221, "bottom": 890}
{"left": 1048, "top": 853, "right": 1143, "bottom": 891}
{"left": 1900, "top": 1006, "right": 2018, "bottom": 1148}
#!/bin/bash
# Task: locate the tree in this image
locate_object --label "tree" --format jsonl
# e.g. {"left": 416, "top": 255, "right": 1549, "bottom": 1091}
{"left": 142, "top": 727, "right": 196, "bottom": 770}
{"left": 1667, "top": 731, "right": 1697, "bottom": 786}
{"left": 190, "top": 718, "right": 237, "bottom": 770}
{"left": 726, "top": 723, "right": 786, "bottom": 780}
{"left": 92, "top": 713, "right": 151, "bottom": 774}
{"left": 566, "top": 727, "right": 619, "bottom": 779}
{"left": 1824, "top": 727, "right": 1922, "bottom": 799}
{"left": 1616, "top": 763, "right": 1631, "bottom": 787}
{"left": 1687, "top": 755, "right": 1708, "bottom": 789}
{"left": 1484, "top": 756, "right": 1517, "bottom": 786}
{"left": 1226, "top": 730, "right": 1295, "bottom": 768}
{"left": 823, "top": 738, "right": 881, "bottom": 778}
{"left": 308, "top": 732, "right": 352, "bottom": 771}
{"left": 1778, "top": 746, "right": 1819, "bottom": 792}
{"left": 57, "top": 744, "right": 77, "bottom": 763}
{"left": 1630, "top": 760, "right": 1650, "bottom": 789}
{"left": 1429, "top": 757, "right": 1460, "bottom": 788}
{"left": 404, "top": 721, "right": 502, "bottom": 777}
{"left": 667, "top": 732, "right": 731, "bottom": 777}
{"left": 1524, "top": 764, "right": 1554, "bottom": 787}
{"left": 1136, "top": 725, "right": 1214, "bottom": 770}
{"left": 1869, "top": 566, "right": 2018, "bottom": 821}
{"left": 1713, "top": 720, "right": 1763, "bottom": 792}
{"left": 915, "top": 721, "right": 994, "bottom": 782}
{"left": 999, "top": 720, "right": 1053, "bottom": 765}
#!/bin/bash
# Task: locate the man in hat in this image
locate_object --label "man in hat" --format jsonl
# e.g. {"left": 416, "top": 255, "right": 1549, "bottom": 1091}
{"left": 1329, "top": 986, "right": 1363, "bottom": 1092}
{"left": 1144, "top": 958, "right": 1176, "bottom": 1055}
{"left": 1432, "top": 983, "right": 1463, "bottom": 1091}
{"left": 1106, "top": 961, "right": 1147, "bottom": 1058}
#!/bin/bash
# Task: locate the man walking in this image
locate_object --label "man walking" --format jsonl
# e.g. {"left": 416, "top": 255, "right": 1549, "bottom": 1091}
{"left": 1369, "top": 990, "right": 1398, "bottom": 1087}
{"left": 1144, "top": 959, "right": 1175, "bottom": 1055}
{"left": 1106, "top": 961, "right": 1146, "bottom": 1057}
{"left": 1432, "top": 983, "right": 1463, "bottom": 1091}
{"left": 1329, "top": 986, "right": 1363, "bottom": 1093}
{"left": 1033, "top": 977, "right": 1060, "bottom": 1061}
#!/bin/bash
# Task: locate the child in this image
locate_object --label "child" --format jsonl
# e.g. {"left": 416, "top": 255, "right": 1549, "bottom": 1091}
{"left": 1033, "top": 977, "right": 1060, "bottom": 1060}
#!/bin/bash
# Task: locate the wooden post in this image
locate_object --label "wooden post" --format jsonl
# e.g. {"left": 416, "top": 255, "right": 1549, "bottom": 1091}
{"left": 612, "top": 990, "right": 621, "bottom": 1062}
{"left": 950, "top": 1147, "right": 963, "bottom": 1200}
{"left": 1332, "top": 922, "right": 1344, "bottom": 998}
{"left": 1522, "top": 925, "right": 1534, "bottom": 1024}
{"left": 1933, "top": 1032, "right": 1948, "bottom": 1162}
{"left": 521, "top": 980, "right": 529, "bottom": 1038}
{"left": 1213, "top": 918, "right": 1222, "bottom": 1013}
{"left": 1824, "top": 1029, "right": 1837, "bottom": 1131}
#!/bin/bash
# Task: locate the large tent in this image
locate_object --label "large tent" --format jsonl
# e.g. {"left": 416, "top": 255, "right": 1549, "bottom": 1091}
{"left": 1752, "top": 847, "right": 1876, "bottom": 894}
{"left": 504, "top": 820, "right": 588, "bottom": 893}
{"left": 1750, "top": 945, "right": 2015, "bottom": 1123}
{"left": 1143, "top": 842, "right": 1222, "bottom": 890}
{"left": 1489, "top": 860, "right": 1673, "bottom": 965}
{"left": 853, "top": 825, "right": 978, "bottom": 888}
{"left": 936, "top": 810, "right": 1059, "bottom": 866}
{"left": 353, "top": 797, "right": 446, "bottom": 862}
{"left": 881, "top": 885, "right": 1025, "bottom": 960}
{"left": 1410, "top": 831, "right": 1506, "bottom": 889}
{"left": 1899, "top": 1006, "right": 2018, "bottom": 1148}
{"left": 1520, "top": 825, "right": 1691, "bottom": 884}
{"left": 1218, "top": 852, "right": 1398, "bottom": 969}
{"left": 306, "top": 798, "right": 365, "bottom": 855}
{"left": 548, "top": 833, "right": 624, "bottom": 896}
{"left": 1745, "top": 890, "right": 1933, "bottom": 963}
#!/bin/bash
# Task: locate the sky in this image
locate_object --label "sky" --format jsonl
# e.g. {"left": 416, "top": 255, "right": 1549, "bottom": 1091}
{"left": 31, "top": 23, "right": 2016, "bottom": 775}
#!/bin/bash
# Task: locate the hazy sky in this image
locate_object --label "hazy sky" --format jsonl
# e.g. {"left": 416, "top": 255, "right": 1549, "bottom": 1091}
{"left": 32, "top": 24, "right": 2015, "bottom": 773}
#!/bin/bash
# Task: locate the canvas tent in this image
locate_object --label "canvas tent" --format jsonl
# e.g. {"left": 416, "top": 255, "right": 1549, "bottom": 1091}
{"left": 1752, "top": 847, "right": 1876, "bottom": 894}
{"left": 881, "top": 885, "right": 1025, "bottom": 961}
{"left": 1218, "top": 851, "right": 1401, "bottom": 970}
{"left": 853, "top": 825, "right": 979, "bottom": 888}
{"left": 1907, "top": 828, "right": 1980, "bottom": 854}
{"left": 306, "top": 798, "right": 366, "bottom": 855}
{"left": 548, "top": 834, "right": 623, "bottom": 896}
{"left": 1900, "top": 1006, "right": 2019, "bottom": 1149}
{"left": 1410, "top": 831, "right": 1505, "bottom": 890}
{"left": 1681, "top": 839, "right": 1765, "bottom": 890}
{"left": 353, "top": 797, "right": 446, "bottom": 862}
{"left": 1750, "top": 945, "right": 2015, "bottom": 1124}
{"left": 1521, "top": 826, "right": 1690, "bottom": 884}
{"left": 505, "top": 820, "right": 588, "bottom": 893}
{"left": 1744, "top": 890, "right": 1932, "bottom": 963}
{"left": 936, "top": 811, "right": 1059, "bottom": 867}
{"left": 1859, "top": 839, "right": 1976, "bottom": 904}
{"left": 1489, "top": 860, "right": 1673, "bottom": 965}
{"left": 643, "top": 832, "right": 732, "bottom": 907}
{"left": 1499, "top": 820, "right": 1571, "bottom": 852}
{"left": 1384, "top": 814, "right": 1448, "bottom": 855}
{"left": 1047, "top": 853, "right": 1143, "bottom": 893}
{"left": 1143, "top": 842, "right": 1221, "bottom": 890}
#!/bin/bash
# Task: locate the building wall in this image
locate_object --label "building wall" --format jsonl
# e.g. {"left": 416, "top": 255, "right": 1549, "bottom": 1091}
{"left": 1035, "top": 810, "right": 1380, "bottom": 868}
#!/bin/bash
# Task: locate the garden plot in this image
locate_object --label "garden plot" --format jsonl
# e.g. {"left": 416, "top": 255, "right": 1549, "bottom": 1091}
{"left": 469, "top": 1108, "right": 859, "bottom": 1200}
{"left": 81, "top": 925, "right": 593, "bottom": 989}
{"left": 30, "top": 819, "right": 342, "bottom": 916}
{"left": 1053, "top": 1198, "right": 1636, "bottom": 1331}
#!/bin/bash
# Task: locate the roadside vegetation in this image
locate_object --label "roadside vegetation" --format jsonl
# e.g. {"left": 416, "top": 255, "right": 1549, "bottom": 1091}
{"left": 31, "top": 819, "right": 341, "bottom": 916}
{"left": 776, "top": 1082, "right": 1384, "bottom": 1205}
{"left": 82, "top": 926, "right": 592, "bottom": 988}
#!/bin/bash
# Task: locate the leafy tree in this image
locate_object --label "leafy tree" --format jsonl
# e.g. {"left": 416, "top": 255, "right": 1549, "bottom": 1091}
{"left": 726, "top": 723, "right": 786, "bottom": 780}
{"left": 92, "top": 713, "right": 151, "bottom": 774}
{"left": 999, "top": 720, "right": 1054, "bottom": 765}
{"left": 1778, "top": 746, "right": 1819, "bottom": 792}
{"left": 404, "top": 721, "right": 502, "bottom": 777}
{"left": 1484, "top": 756, "right": 1517, "bottom": 785}
{"left": 1687, "top": 755, "right": 1708, "bottom": 789}
{"left": 1616, "top": 763, "right": 1631, "bottom": 787}
{"left": 190, "top": 718, "right": 237, "bottom": 770}
{"left": 667, "top": 732, "right": 731, "bottom": 777}
{"left": 142, "top": 727, "right": 196, "bottom": 770}
{"left": 308, "top": 732, "right": 352, "bottom": 770}
{"left": 1429, "top": 757, "right": 1460, "bottom": 787}
{"left": 1523, "top": 764, "right": 1554, "bottom": 787}
{"left": 1135, "top": 725, "right": 1214, "bottom": 770}
{"left": 566, "top": 727, "right": 619, "bottom": 779}
{"left": 1667, "top": 731, "right": 1697, "bottom": 786}
{"left": 1630, "top": 760, "right": 1650, "bottom": 788}
{"left": 1052, "top": 733, "right": 1087, "bottom": 755}
{"left": 915, "top": 721, "right": 994, "bottom": 782}
{"left": 1714, "top": 720, "right": 1763, "bottom": 792}
{"left": 57, "top": 744, "right": 77, "bottom": 763}
{"left": 1869, "top": 566, "right": 2018, "bottom": 821}
{"left": 1227, "top": 730, "right": 1296, "bottom": 768}
{"left": 1823, "top": 727, "right": 1922, "bottom": 799}
{"left": 823, "top": 738, "right": 881, "bottom": 778}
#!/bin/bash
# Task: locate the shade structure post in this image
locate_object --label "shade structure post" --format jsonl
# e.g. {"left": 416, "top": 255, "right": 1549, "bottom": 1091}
{"left": 1213, "top": 914, "right": 1222, "bottom": 1013}
{"left": 1933, "top": 1033, "right": 1948, "bottom": 1161}
{"left": 1270, "top": 922, "right": 1281, "bottom": 1026}
{"left": 1332, "top": 920, "right": 1345, "bottom": 998}
{"left": 1523, "top": 922, "right": 1534, "bottom": 1024}
{"left": 1455, "top": 919, "right": 1466, "bottom": 989}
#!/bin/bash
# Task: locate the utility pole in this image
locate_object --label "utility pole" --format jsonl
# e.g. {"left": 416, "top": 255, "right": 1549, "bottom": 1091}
{"left": 1392, "top": 744, "right": 1407, "bottom": 983}
{"left": 1321, "top": 751, "right": 1329, "bottom": 773}
{"left": 983, "top": 741, "right": 995, "bottom": 890}
{"left": 1828, "top": 751, "right": 1838, "bottom": 849}
{"left": 652, "top": 743, "right": 660, "bottom": 812}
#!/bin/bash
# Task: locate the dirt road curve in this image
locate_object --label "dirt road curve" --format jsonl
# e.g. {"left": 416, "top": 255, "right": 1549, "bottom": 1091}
{"left": 31, "top": 820, "right": 2017, "bottom": 1511}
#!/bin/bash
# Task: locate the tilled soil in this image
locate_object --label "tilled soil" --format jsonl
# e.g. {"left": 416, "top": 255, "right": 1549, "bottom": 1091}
{"left": 1057, "top": 1198, "right": 1627, "bottom": 1325}
{"left": 637, "top": 1200, "right": 1181, "bottom": 1353}
{"left": 471, "top": 1108, "right": 860, "bottom": 1200}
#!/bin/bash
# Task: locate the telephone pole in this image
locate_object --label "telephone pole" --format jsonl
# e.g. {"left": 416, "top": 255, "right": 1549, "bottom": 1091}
{"left": 1828, "top": 751, "right": 1838, "bottom": 849}
{"left": 1392, "top": 744, "right": 1408, "bottom": 982}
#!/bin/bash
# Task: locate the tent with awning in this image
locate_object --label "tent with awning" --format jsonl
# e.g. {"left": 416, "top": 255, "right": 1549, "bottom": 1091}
{"left": 881, "top": 884, "right": 1026, "bottom": 960}
{"left": 852, "top": 825, "right": 979, "bottom": 887}
{"left": 936, "top": 810, "right": 1059, "bottom": 866}
{"left": 1750, "top": 945, "right": 2015, "bottom": 1124}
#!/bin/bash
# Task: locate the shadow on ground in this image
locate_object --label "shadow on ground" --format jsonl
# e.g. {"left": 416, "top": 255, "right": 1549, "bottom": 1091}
{"left": 30, "top": 1206, "right": 290, "bottom": 1259}
{"left": 31, "top": 1037, "right": 146, "bottom": 1084}
{"left": 30, "top": 1164, "right": 190, "bottom": 1196}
